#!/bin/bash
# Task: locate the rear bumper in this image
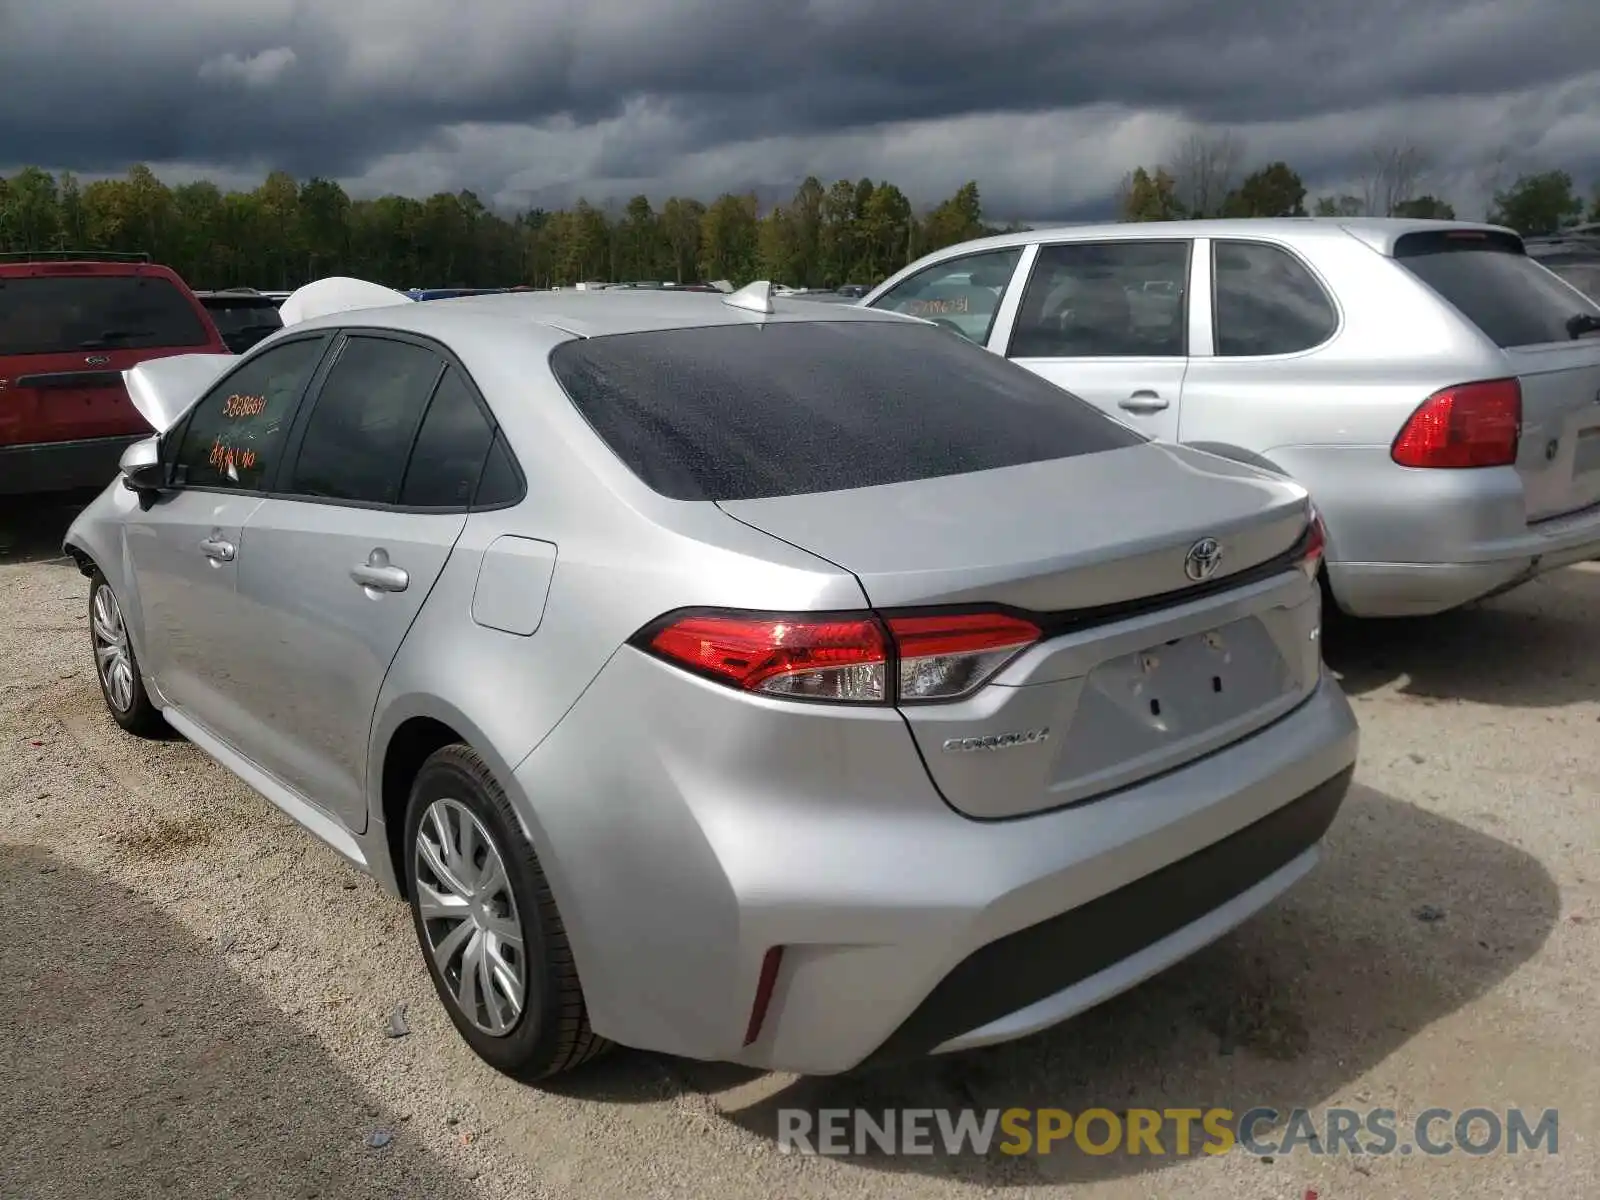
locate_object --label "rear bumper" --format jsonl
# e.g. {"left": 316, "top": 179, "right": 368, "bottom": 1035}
{"left": 512, "top": 654, "right": 1360, "bottom": 1075}
{"left": 0, "top": 435, "right": 138, "bottom": 495}
{"left": 1328, "top": 501, "right": 1600, "bottom": 617}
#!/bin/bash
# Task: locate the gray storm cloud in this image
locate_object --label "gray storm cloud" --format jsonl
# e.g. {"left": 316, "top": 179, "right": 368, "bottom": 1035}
{"left": 1, "top": 0, "right": 1597, "bottom": 217}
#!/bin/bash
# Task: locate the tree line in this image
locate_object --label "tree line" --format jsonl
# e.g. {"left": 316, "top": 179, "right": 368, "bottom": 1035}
{"left": 1117, "top": 133, "right": 1600, "bottom": 236}
{"left": 0, "top": 165, "right": 1004, "bottom": 292}
{"left": 2, "top": 145, "right": 1597, "bottom": 293}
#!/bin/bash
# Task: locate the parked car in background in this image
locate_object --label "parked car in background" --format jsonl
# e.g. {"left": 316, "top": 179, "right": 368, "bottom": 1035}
{"left": 408, "top": 288, "right": 511, "bottom": 301}
{"left": 836, "top": 284, "right": 870, "bottom": 298}
{"left": 0, "top": 251, "right": 227, "bottom": 494}
{"left": 195, "top": 288, "right": 285, "bottom": 354}
{"left": 66, "top": 276, "right": 1354, "bottom": 1081}
{"left": 864, "top": 219, "right": 1600, "bottom": 618}
{"left": 1525, "top": 232, "right": 1600, "bottom": 303}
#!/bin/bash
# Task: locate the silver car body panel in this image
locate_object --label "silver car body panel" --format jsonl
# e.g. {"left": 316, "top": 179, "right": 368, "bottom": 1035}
{"left": 65, "top": 286, "right": 1359, "bottom": 1073}
{"left": 865, "top": 217, "right": 1600, "bottom": 616}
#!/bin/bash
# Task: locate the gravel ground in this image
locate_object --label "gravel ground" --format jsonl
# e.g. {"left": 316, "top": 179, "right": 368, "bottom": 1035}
{"left": 1, "top": 492, "right": 1595, "bottom": 1199}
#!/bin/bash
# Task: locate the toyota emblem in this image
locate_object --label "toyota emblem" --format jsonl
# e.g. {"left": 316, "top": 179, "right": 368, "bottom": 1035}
{"left": 84, "top": 354, "right": 110, "bottom": 366}
{"left": 1183, "top": 537, "right": 1224, "bottom": 582}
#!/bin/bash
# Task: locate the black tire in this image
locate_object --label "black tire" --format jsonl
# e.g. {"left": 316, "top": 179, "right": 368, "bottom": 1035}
{"left": 88, "top": 572, "right": 167, "bottom": 738}
{"left": 403, "top": 743, "right": 611, "bottom": 1080}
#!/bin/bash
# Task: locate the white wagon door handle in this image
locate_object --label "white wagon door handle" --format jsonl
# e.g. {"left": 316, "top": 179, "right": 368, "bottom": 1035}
{"left": 351, "top": 548, "right": 409, "bottom": 593}
{"left": 1119, "top": 390, "right": 1169, "bottom": 414}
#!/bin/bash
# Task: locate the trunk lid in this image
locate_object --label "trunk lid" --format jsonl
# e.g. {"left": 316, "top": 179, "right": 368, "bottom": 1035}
{"left": 720, "top": 442, "right": 1323, "bottom": 819}
{"left": 717, "top": 442, "right": 1311, "bottom": 611}
{"left": 1508, "top": 343, "right": 1600, "bottom": 522}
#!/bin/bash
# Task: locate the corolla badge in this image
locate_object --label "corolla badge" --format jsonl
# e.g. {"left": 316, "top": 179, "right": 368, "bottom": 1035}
{"left": 1183, "top": 537, "right": 1224, "bottom": 582}
{"left": 943, "top": 728, "right": 1051, "bottom": 753}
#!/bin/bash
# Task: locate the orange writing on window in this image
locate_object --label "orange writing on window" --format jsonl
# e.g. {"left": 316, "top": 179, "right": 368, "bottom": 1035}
{"left": 222, "top": 393, "right": 268, "bottom": 418}
{"left": 907, "top": 296, "right": 971, "bottom": 316}
{"left": 209, "top": 436, "right": 258, "bottom": 474}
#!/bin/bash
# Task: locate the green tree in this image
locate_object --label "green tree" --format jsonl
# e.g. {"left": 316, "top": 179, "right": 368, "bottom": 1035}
{"left": 921, "top": 181, "right": 985, "bottom": 252}
{"left": 1117, "top": 167, "right": 1185, "bottom": 222}
{"left": 1224, "top": 162, "right": 1306, "bottom": 217}
{"left": 1391, "top": 195, "right": 1456, "bottom": 219}
{"left": 1312, "top": 194, "right": 1365, "bottom": 217}
{"left": 699, "top": 193, "right": 759, "bottom": 283}
{"left": 1489, "top": 171, "right": 1583, "bottom": 235}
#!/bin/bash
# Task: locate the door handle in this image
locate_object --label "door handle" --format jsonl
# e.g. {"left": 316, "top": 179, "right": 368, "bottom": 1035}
{"left": 1119, "top": 390, "right": 1169, "bottom": 414}
{"left": 351, "top": 549, "right": 409, "bottom": 593}
{"left": 199, "top": 536, "right": 236, "bottom": 562}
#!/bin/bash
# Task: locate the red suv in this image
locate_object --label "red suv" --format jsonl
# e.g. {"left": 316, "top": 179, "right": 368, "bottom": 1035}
{"left": 0, "top": 253, "right": 228, "bottom": 495}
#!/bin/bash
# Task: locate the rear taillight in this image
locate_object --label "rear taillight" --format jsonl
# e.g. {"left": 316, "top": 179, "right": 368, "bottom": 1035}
{"left": 637, "top": 608, "right": 1041, "bottom": 705}
{"left": 1297, "top": 507, "right": 1327, "bottom": 580}
{"left": 1391, "top": 379, "right": 1521, "bottom": 468}
{"left": 886, "top": 611, "right": 1041, "bottom": 702}
{"left": 644, "top": 612, "right": 888, "bottom": 703}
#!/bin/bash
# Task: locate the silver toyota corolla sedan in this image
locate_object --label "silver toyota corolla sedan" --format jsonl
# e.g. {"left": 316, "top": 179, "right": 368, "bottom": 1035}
{"left": 64, "top": 279, "right": 1359, "bottom": 1079}
{"left": 864, "top": 218, "right": 1600, "bottom": 617}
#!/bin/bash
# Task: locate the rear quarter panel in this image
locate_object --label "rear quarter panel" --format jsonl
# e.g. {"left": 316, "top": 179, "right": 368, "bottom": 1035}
{"left": 364, "top": 326, "right": 869, "bottom": 837}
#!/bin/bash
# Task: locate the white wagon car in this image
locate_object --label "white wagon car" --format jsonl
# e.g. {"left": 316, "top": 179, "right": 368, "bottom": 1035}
{"left": 864, "top": 219, "right": 1600, "bottom": 617}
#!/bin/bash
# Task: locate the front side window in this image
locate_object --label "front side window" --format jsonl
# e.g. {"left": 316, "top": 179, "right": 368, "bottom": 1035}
{"left": 869, "top": 248, "right": 1023, "bottom": 345}
{"left": 286, "top": 336, "right": 445, "bottom": 504}
{"left": 1008, "top": 241, "right": 1190, "bottom": 358}
{"left": 172, "top": 337, "right": 327, "bottom": 491}
{"left": 1212, "top": 240, "right": 1339, "bottom": 356}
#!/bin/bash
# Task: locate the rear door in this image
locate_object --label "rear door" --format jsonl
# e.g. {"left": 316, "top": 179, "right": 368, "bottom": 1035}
{"left": 235, "top": 332, "right": 482, "bottom": 830}
{"left": 1393, "top": 230, "right": 1600, "bottom": 522}
{"left": 996, "top": 238, "right": 1193, "bottom": 440}
{"left": 0, "top": 265, "right": 218, "bottom": 449}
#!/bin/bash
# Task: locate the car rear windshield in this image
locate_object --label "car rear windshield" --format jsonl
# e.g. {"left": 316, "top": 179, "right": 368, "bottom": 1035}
{"left": 1393, "top": 230, "right": 1600, "bottom": 348}
{"left": 548, "top": 318, "right": 1146, "bottom": 501}
{"left": 202, "top": 297, "right": 284, "bottom": 335}
{"left": 0, "top": 273, "right": 212, "bottom": 357}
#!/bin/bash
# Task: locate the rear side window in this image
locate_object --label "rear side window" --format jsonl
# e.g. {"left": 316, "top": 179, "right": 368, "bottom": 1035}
{"left": 0, "top": 273, "right": 212, "bottom": 356}
{"left": 1212, "top": 241, "right": 1339, "bottom": 357}
{"left": 399, "top": 367, "right": 497, "bottom": 508}
{"left": 548, "top": 319, "right": 1146, "bottom": 502}
{"left": 287, "top": 336, "right": 444, "bottom": 504}
{"left": 1394, "top": 231, "right": 1600, "bottom": 348}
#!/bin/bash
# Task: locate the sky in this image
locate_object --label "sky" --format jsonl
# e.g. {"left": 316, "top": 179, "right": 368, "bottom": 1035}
{"left": 2, "top": 0, "right": 1599, "bottom": 222}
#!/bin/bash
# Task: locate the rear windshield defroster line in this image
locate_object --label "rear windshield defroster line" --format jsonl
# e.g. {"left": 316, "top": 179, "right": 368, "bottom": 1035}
{"left": 547, "top": 320, "right": 1146, "bottom": 502}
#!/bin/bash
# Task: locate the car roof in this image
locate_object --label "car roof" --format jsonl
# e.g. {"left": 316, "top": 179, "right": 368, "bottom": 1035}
{"left": 913, "top": 216, "right": 1520, "bottom": 260}
{"left": 287, "top": 285, "right": 910, "bottom": 342}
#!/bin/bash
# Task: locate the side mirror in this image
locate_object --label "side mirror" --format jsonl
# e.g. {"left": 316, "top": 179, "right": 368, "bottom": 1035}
{"left": 119, "top": 436, "right": 168, "bottom": 499}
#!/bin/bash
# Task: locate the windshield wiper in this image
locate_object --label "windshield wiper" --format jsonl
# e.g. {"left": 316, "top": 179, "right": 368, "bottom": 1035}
{"left": 1565, "top": 312, "right": 1600, "bottom": 339}
{"left": 80, "top": 329, "right": 154, "bottom": 347}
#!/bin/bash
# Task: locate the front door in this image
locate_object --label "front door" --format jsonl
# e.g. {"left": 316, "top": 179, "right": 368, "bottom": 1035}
{"left": 123, "top": 334, "right": 330, "bottom": 752}
{"left": 995, "top": 238, "right": 1193, "bottom": 441}
{"left": 235, "top": 334, "right": 472, "bottom": 829}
